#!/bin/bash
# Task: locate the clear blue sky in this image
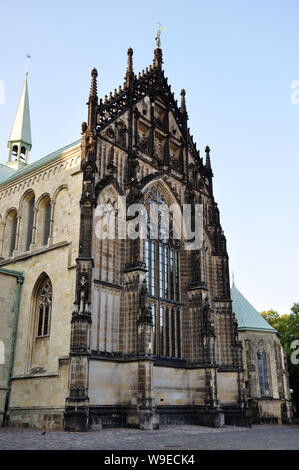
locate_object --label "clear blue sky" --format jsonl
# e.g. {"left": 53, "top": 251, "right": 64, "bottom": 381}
{"left": 1, "top": 0, "right": 298, "bottom": 314}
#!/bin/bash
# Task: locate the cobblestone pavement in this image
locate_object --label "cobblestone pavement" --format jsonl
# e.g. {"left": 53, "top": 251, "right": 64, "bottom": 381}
{"left": 0, "top": 424, "right": 298, "bottom": 450}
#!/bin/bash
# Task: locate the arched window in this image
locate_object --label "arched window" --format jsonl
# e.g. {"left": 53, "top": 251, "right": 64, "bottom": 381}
{"left": 25, "top": 195, "right": 35, "bottom": 251}
{"left": 12, "top": 145, "right": 18, "bottom": 160}
{"left": 144, "top": 185, "right": 181, "bottom": 359}
{"left": 257, "top": 349, "right": 270, "bottom": 396}
{"left": 35, "top": 195, "right": 51, "bottom": 247}
{"left": 20, "top": 146, "right": 26, "bottom": 161}
{"left": 36, "top": 276, "right": 52, "bottom": 337}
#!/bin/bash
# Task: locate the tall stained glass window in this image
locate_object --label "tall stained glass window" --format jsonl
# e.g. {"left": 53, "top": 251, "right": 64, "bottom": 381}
{"left": 144, "top": 185, "right": 182, "bottom": 359}
{"left": 257, "top": 349, "right": 270, "bottom": 396}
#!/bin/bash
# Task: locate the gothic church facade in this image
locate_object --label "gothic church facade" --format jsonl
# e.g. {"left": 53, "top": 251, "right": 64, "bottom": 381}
{"left": 0, "top": 46, "right": 292, "bottom": 430}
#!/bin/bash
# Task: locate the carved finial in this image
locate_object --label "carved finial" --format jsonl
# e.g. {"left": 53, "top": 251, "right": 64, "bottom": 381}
{"left": 180, "top": 89, "right": 187, "bottom": 115}
{"left": 127, "top": 47, "right": 133, "bottom": 71}
{"left": 153, "top": 47, "right": 163, "bottom": 68}
{"left": 104, "top": 95, "right": 108, "bottom": 105}
{"left": 205, "top": 145, "right": 211, "bottom": 169}
{"left": 87, "top": 68, "right": 98, "bottom": 129}
{"left": 81, "top": 122, "right": 87, "bottom": 134}
{"left": 109, "top": 91, "right": 113, "bottom": 101}
{"left": 89, "top": 67, "right": 98, "bottom": 101}
{"left": 125, "top": 47, "right": 134, "bottom": 87}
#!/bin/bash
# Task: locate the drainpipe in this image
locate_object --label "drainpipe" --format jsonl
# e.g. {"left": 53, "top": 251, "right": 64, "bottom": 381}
{"left": 2, "top": 270, "right": 24, "bottom": 427}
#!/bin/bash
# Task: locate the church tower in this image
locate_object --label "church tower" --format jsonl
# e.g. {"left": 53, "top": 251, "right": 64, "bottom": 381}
{"left": 6, "top": 72, "right": 32, "bottom": 170}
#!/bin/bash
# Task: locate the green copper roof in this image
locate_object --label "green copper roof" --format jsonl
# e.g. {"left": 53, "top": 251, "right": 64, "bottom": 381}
{"left": 0, "top": 164, "right": 17, "bottom": 183}
{"left": 231, "top": 283, "right": 277, "bottom": 332}
{"left": 0, "top": 140, "right": 81, "bottom": 187}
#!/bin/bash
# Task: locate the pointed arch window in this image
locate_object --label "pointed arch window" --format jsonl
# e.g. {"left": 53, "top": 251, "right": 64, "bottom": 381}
{"left": 144, "top": 185, "right": 181, "bottom": 359}
{"left": 257, "top": 349, "right": 270, "bottom": 396}
{"left": 37, "top": 277, "right": 52, "bottom": 337}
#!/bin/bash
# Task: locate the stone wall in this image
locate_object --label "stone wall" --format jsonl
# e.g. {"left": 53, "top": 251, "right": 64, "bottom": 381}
{"left": 0, "top": 271, "right": 19, "bottom": 423}
{"left": 153, "top": 366, "right": 206, "bottom": 406}
{"left": 89, "top": 360, "right": 138, "bottom": 406}
{"left": 0, "top": 143, "right": 82, "bottom": 428}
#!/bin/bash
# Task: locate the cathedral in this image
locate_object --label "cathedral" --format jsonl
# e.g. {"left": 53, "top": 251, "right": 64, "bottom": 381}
{"left": 0, "top": 44, "right": 293, "bottom": 431}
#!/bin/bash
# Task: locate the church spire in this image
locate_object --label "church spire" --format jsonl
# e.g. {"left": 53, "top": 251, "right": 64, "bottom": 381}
{"left": 205, "top": 145, "right": 211, "bottom": 169}
{"left": 205, "top": 145, "right": 214, "bottom": 193}
{"left": 7, "top": 72, "right": 32, "bottom": 169}
{"left": 180, "top": 89, "right": 187, "bottom": 119}
{"left": 87, "top": 67, "right": 98, "bottom": 130}
{"left": 89, "top": 67, "right": 98, "bottom": 102}
{"left": 125, "top": 47, "right": 134, "bottom": 88}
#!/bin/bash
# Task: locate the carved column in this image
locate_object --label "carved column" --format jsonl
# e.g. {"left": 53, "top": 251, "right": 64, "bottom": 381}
{"left": 64, "top": 68, "right": 98, "bottom": 432}
{"left": 136, "top": 279, "right": 159, "bottom": 430}
{"left": 47, "top": 200, "right": 56, "bottom": 246}
{"left": 149, "top": 94, "right": 155, "bottom": 159}
{"left": 13, "top": 215, "right": 22, "bottom": 255}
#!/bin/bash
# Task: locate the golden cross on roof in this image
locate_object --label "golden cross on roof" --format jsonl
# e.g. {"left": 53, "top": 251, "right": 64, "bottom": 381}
{"left": 155, "top": 23, "right": 166, "bottom": 48}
